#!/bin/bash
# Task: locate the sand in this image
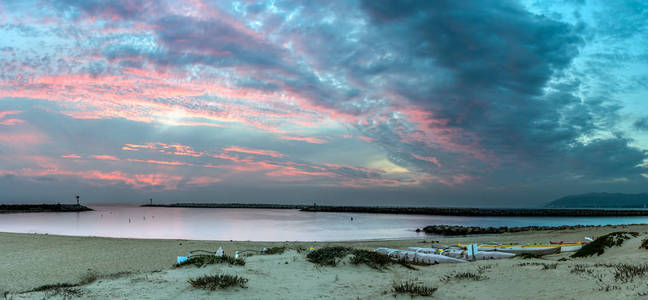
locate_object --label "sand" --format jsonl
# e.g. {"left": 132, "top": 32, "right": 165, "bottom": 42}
{"left": 2, "top": 224, "right": 648, "bottom": 299}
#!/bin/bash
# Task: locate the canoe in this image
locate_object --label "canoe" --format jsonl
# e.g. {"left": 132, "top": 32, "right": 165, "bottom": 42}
{"left": 375, "top": 248, "right": 468, "bottom": 264}
{"left": 552, "top": 243, "right": 582, "bottom": 252}
{"left": 460, "top": 243, "right": 571, "bottom": 254}
{"left": 493, "top": 246, "right": 561, "bottom": 255}
{"left": 482, "top": 243, "right": 581, "bottom": 253}
{"left": 408, "top": 247, "right": 515, "bottom": 260}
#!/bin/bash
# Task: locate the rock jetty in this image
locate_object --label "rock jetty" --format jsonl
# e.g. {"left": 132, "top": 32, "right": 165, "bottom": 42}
{"left": 0, "top": 204, "right": 92, "bottom": 214}
{"left": 419, "top": 224, "right": 604, "bottom": 236}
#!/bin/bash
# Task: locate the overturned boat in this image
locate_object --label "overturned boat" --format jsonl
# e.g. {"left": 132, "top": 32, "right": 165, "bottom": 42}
{"left": 375, "top": 248, "right": 468, "bottom": 264}
{"left": 408, "top": 247, "right": 515, "bottom": 260}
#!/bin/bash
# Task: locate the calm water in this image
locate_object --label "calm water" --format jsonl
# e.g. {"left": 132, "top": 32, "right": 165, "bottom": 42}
{"left": 1, "top": 204, "right": 648, "bottom": 241}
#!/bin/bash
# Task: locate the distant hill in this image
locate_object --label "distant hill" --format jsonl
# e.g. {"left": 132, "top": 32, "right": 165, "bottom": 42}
{"left": 545, "top": 193, "right": 648, "bottom": 208}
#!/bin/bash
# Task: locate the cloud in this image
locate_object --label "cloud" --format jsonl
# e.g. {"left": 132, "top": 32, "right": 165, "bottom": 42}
{"left": 278, "top": 136, "right": 327, "bottom": 144}
{"left": 635, "top": 117, "right": 648, "bottom": 131}
{"left": 90, "top": 154, "right": 119, "bottom": 161}
{"left": 0, "top": 0, "right": 646, "bottom": 205}
{"left": 223, "top": 146, "right": 285, "bottom": 158}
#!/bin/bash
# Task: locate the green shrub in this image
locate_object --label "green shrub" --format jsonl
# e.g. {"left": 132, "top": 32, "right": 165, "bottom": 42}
{"left": 306, "top": 246, "right": 353, "bottom": 266}
{"left": 307, "top": 247, "right": 416, "bottom": 270}
{"left": 614, "top": 264, "right": 648, "bottom": 282}
{"left": 349, "top": 250, "right": 394, "bottom": 270}
{"left": 392, "top": 281, "right": 437, "bottom": 297}
{"left": 572, "top": 232, "right": 639, "bottom": 258}
{"left": 440, "top": 272, "right": 487, "bottom": 282}
{"left": 264, "top": 246, "right": 286, "bottom": 255}
{"left": 188, "top": 274, "right": 248, "bottom": 290}
{"left": 175, "top": 254, "right": 245, "bottom": 267}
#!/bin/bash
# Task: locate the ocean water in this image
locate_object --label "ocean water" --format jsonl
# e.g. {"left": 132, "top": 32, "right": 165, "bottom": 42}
{"left": 1, "top": 204, "right": 647, "bottom": 241}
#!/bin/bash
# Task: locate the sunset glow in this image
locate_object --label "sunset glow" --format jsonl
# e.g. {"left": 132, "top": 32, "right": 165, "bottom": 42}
{"left": 1, "top": 0, "right": 647, "bottom": 205}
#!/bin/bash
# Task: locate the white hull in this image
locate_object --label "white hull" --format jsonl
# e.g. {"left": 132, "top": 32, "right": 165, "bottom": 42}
{"left": 477, "top": 243, "right": 581, "bottom": 253}
{"left": 375, "top": 248, "right": 468, "bottom": 264}
{"left": 408, "top": 247, "right": 515, "bottom": 260}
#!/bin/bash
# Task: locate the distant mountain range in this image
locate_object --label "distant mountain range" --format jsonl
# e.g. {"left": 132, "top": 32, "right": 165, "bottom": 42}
{"left": 545, "top": 193, "right": 648, "bottom": 208}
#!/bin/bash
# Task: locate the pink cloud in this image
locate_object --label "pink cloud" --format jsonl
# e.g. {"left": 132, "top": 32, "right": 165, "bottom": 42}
{"left": 90, "top": 154, "right": 119, "bottom": 161}
{"left": 223, "top": 146, "right": 285, "bottom": 158}
{"left": 411, "top": 154, "right": 442, "bottom": 168}
{"left": 0, "top": 110, "right": 21, "bottom": 119}
{"left": 0, "top": 111, "right": 24, "bottom": 126}
{"left": 61, "top": 154, "right": 82, "bottom": 159}
{"left": 358, "top": 136, "right": 375, "bottom": 143}
{"left": 126, "top": 158, "right": 193, "bottom": 166}
{"left": 0, "top": 132, "right": 47, "bottom": 146}
{"left": 186, "top": 176, "right": 222, "bottom": 187}
{"left": 0, "top": 168, "right": 182, "bottom": 190}
{"left": 439, "top": 174, "right": 472, "bottom": 186}
{"left": 279, "top": 136, "right": 327, "bottom": 144}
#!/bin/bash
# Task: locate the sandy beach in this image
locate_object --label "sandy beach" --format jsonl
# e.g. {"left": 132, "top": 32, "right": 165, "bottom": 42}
{"left": 3, "top": 224, "right": 648, "bottom": 299}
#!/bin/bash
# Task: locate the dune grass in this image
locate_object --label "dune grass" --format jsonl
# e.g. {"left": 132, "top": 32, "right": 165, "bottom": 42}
{"left": 440, "top": 272, "right": 488, "bottom": 282}
{"left": 518, "top": 262, "right": 558, "bottom": 270}
{"left": 392, "top": 281, "right": 437, "bottom": 297}
{"left": 175, "top": 254, "right": 245, "bottom": 267}
{"left": 188, "top": 274, "right": 248, "bottom": 290}
{"left": 306, "top": 247, "right": 416, "bottom": 270}
{"left": 640, "top": 238, "right": 648, "bottom": 250}
{"left": 614, "top": 264, "right": 648, "bottom": 283}
{"left": 264, "top": 246, "right": 286, "bottom": 255}
{"left": 571, "top": 232, "right": 639, "bottom": 258}
{"left": 306, "top": 246, "right": 352, "bottom": 266}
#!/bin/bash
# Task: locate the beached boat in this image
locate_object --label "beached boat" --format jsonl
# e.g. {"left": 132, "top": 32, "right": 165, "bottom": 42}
{"left": 408, "top": 247, "right": 515, "bottom": 260}
{"left": 375, "top": 248, "right": 468, "bottom": 264}
{"left": 548, "top": 242, "right": 583, "bottom": 252}
{"left": 460, "top": 243, "right": 570, "bottom": 254}
{"left": 465, "top": 241, "right": 582, "bottom": 253}
{"left": 490, "top": 246, "right": 561, "bottom": 255}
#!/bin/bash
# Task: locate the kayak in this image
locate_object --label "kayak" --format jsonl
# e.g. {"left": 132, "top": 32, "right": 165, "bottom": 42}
{"left": 490, "top": 246, "right": 561, "bottom": 255}
{"left": 550, "top": 242, "right": 583, "bottom": 252}
{"left": 408, "top": 247, "right": 515, "bottom": 260}
{"left": 375, "top": 248, "right": 468, "bottom": 264}
{"left": 460, "top": 242, "right": 579, "bottom": 254}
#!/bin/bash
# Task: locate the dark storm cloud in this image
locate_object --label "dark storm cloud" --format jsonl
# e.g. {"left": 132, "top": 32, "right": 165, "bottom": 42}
{"left": 635, "top": 117, "right": 648, "bottom": 131}
{"left": 567, "top": 137, "right": 647, "bottom": 178}
{"left": 153, "top": 15, "right": 286, "bottom": 69}
{"left": 351, "top": 0, "right": 648, "bottom": 180}
{"left": 51, "top": 0, "right": 153, "bottom": 20}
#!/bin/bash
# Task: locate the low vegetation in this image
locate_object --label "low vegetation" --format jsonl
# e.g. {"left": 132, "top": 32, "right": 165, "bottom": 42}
{"left": 517, "top": 262, "right": 558, "bottom": 270}
{"left": 640, "top": 238, "right": 648, "bottom": 250}
{"left": 306, "top": 246, "right": 352, "bottom": 266}
{"left": 440, "top": 272, "right": 487, "bottom": 282}
{"left": 24, "top": 271, "right": 98, "bottom": 299}
{"left": 188, "top": 274, "right": 248, "bottom": 290}
{"left": 264, "top": 246, "right": 286, "bottom": 255}
{"left": 306, "top": 247, "right": 416, "bottom": 270}
{"left": 571, "top": 232, "right": 639, "bottom": 258}
{"left": 392, "top": 281, "right": 437, "bottom": 297}
{"left": 614, "top": 264, "right": 648, "bottom": 283}
{"left": 175, "top": 254, "right": 245, "bottom": 267}
{"left": 517, "top": 253, "right": 543, "bottom": 259}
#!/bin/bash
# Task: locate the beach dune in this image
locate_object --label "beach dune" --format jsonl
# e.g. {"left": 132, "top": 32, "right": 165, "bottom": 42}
{"left": 3, "top": 224, "right": 648, "bottom": 299}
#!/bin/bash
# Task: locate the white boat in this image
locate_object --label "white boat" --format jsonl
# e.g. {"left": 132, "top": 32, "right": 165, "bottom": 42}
{"left": 549, "top": 241, "right": 584, "bottom": 252}
{"left": 490, "top": 246, "right": 561, "bottom": 255}
{"left": 463, "top": 242, "right": 581, "bottom": 253}
{"left": 375, "top": 248, "right": 467, "bottom": 264}
{"left": 408, "top": 247, "right": 515, "bottom": 260}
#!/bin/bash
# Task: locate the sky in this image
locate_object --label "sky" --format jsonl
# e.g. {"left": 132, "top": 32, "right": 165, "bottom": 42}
{"left": 0, "top": 0, "right": 647, "bottom": 207}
